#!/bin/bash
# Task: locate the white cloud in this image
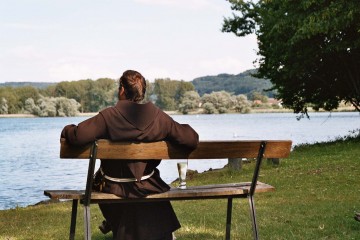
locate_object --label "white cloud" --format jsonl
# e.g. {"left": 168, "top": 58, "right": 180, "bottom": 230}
{"left": 199, "top": 57, "right": 256, "bottom": 75}
{"left": 0, "top": 1, "right": 258, "bottom": 83}
{"left": 141, "top": 66, "right": 181, "bottom": 81}
{"left": 1, "top": 22, "right": 51, "bottom": 30}
{"left": 48, "top": 63, "right": 117, "bottom": 82}
{"left": 8, "top": 45, "right": 46, "bottom": 60}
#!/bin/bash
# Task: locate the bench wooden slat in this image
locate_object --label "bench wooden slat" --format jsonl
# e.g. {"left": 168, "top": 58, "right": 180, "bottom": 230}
{"left": 44, "top": 182, "right": 274, "bottom": 202}
{"left": 60, "top": 139, "right": 292, "bottom": 159}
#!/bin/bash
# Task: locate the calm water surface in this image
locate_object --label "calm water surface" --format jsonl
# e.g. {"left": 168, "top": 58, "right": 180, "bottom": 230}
{"left": 0, "top": 112, "right": 359, "bottom": 210}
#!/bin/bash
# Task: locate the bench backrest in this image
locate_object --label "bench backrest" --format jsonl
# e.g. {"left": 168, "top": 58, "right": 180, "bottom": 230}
{"left": 60, "top": 138, "right": 292, "bottom": 160}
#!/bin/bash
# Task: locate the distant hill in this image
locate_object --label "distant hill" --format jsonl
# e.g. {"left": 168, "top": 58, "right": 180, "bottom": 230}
{"left": 1, "top": 69, "right": 276, "bottom": 97}
{"left": 191, "top": 69, "right": 276, "bottom": 97}
{"left": 0, "top": 82, "right": 56, "bottom": 89}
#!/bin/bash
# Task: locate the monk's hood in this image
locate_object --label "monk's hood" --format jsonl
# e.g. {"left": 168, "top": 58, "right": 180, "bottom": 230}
{"left": 115, "top": 100, "right": 159, "bottom": 131}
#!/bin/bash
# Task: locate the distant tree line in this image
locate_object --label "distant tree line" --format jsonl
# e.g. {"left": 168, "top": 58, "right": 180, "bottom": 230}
{"left": 0, "top": 78, "right": 118, "bottom": 116}
{"left": 0, "top": 75, "right": 277, "bottom": 116}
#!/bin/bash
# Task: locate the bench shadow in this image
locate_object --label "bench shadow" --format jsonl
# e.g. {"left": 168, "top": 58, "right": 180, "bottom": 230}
{"left": 175, "top": 232, "right": 219, "bottom": 239}
{"left": 92, "top": 232, "right": 216, "bottom": 239}
{"left": 92, "top": 232, "right": 113, "bottom": 240}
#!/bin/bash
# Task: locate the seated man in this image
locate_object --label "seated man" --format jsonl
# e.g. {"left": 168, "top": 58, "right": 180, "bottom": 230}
{"left": 61, "top": 70, "right": 199, "bottom": 240}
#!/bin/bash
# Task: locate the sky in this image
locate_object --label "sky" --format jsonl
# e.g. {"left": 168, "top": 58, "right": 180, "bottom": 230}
{"left": 0, "top": 0, "right": 258, "bottom": 83}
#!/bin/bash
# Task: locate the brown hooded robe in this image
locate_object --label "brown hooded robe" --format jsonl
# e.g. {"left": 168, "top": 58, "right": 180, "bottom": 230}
{"left": 61, "top": 100, "right": 199, "bottom": 240}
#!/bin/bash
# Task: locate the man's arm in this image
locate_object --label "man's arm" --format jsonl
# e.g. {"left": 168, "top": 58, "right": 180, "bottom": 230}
{"left": 160, "top": 113, "right": 199, "bottom": 150}
{"left": 61, "top": 113, "right": 108, "bottom": 146}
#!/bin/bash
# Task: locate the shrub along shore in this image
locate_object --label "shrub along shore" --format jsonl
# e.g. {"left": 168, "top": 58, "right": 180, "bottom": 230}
{"left": 0, "top": 134, "right": 359, "bottom": 239}
{"left": 0, "top": 106, "right": 356, "bottom": 119}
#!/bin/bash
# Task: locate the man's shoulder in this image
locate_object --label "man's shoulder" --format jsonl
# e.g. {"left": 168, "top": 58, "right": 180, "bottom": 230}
{"left": 99, "top": 105, "right": 118, "bottom": 116}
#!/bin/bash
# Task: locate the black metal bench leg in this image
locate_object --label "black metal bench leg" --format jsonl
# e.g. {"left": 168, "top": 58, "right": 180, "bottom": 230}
{"left": 248, "top": 196, "right": 259, "bottom": 240}
{"left": 248, "top": 141, "right": 266, "bottom": 240}
{"left": 225, "top": 197, "right": 233, "bottom": 240}
{"left": 84, "top": 206, "right": 91, "bottom": 240}
{"left": 70, "top": 199, "right": 78, "bottom": 240}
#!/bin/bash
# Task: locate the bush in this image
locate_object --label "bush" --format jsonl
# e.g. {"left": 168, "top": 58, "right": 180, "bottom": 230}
{"left": 0, "top": 97, "right": 8, "bottom": 114}
{"left": 234, "top": 94, "right": 251, "bottom": 113}
{"left": 179, "top": 91, "right": 200, "bottom": 114}
{"left": 24, "top": 96, "right": 81, "bottom": 117}
{"left": 57, "top": 97, "right": 81, "bottom": 117}
{"left": 202, "top": 102, "right": 217, "bottom": 114}
{"left": 37, "top": 97, "right": 57, "bottom": 117}
{"left": 218, "top": 107, "right": 228, "bottom": 114}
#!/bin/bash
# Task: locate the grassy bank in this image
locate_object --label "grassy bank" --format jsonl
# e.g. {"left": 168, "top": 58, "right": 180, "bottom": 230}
{"left": 1, "top": 136, "right": 359, "bottom": 239}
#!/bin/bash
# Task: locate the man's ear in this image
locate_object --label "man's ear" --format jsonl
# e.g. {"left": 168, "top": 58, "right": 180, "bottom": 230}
{"left": 118, "top": 87, "right": 126, "bottom": 100}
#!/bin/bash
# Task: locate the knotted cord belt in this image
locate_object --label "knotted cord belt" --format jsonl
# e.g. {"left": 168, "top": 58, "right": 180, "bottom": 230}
{"left": 100, "top": 167, "right": 154, "bottom": 182}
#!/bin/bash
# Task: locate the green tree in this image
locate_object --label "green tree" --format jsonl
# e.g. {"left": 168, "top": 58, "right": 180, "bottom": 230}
{"left": 15, "top": 86, "right": 40, "bottom": 106}
{"left": 234, "top": 94, "right": 251, "bottom": 113}
{"left": 249, "top": 91, "right": 268, "bottom": 103}
{"left": 178, "top": 91, "right": 200, "bottom": 114}
{"left": 94, "top": 78, "right": 118, "bottom": 107}
{"left": 0, "top": 97, "right": 8, "bottom": 114}
{"left": 175, "top": 81, "right": 195, "bottom": 104}
{"left": 202, "top": 102, "right": 217, "bottom": 114}
{"left": 223, "top": 0, "right": 360, "bottom": 115}
{"left": 48, "top": 78, "right": 117, "bottom": 113}
{"left": 153, "top": 79, "right": 195, "bottom": 110}
{"left": 25, "top": 96, "right": 81, "bottom": 117}
{"left": 0, "top": 86, "right": 40, "bottom": 114}
{"left": 144, "top": 80, "right": 155, "bottom": 103}
{"left": 52, "top": 80, "right": 92, "bottom": 112}
{"left": 86, "top": 78, "right": 117, "bottom": 112}
{"left": 37, "top": 97, "right": 57, "bottom": 117}
{"left": 153, "top": 78, "right": 178, "bottom": 110}
{"left": 0, "top": 87, "right": 18, "bottom": 114}
{"left": 56, "top": 97, "right": 81, "bottom": 117}
{"left": 201, "top": 91, "right": 234, "bottom": 114}
{"left": 24, "top": 98, "right": 40, "bottom": 115}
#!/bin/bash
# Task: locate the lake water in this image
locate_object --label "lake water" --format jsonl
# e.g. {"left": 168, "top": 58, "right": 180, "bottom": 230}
{"left": 0, "top": 112, "right": 359, "bottom": 210}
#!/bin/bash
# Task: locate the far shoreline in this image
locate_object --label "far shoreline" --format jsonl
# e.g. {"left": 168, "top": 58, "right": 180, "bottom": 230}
{"left": 0, "top": 107, "right": 356, "bottom": 118}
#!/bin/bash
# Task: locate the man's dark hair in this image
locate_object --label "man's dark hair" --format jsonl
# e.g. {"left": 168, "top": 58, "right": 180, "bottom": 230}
{"left": 119, "top": 70, "right": 146, "bottom": 103}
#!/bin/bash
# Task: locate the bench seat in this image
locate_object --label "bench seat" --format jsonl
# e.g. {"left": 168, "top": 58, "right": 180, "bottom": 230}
{"left": 45, "top": 182, "right": 274, "bottom": 203}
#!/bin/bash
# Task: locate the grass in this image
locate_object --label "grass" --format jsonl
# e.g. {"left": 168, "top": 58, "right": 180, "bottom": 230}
{"left": 1, "top": 133, "right": 360, "bottom": 239}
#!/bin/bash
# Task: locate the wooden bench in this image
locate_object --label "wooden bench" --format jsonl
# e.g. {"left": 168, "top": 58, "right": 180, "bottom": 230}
{"left": 44, "top": 138, "right": 292, "bottom": 240}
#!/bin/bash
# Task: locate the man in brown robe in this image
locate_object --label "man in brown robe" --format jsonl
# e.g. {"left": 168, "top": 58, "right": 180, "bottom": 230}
{"left": 61, "top": 70, "right": 199, "bottom": 240}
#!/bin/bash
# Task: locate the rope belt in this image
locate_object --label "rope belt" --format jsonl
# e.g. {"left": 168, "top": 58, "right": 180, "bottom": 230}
{"left": 100, "top": 168, "right": 154, "bottom": 183}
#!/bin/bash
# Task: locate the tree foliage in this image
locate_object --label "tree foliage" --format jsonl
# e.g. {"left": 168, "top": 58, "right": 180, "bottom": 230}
{"left": 144, "top": 80, "right": 155, "bottom": 103}
{"left": 153, "top": 79, "right": 195, "bottom": 110}
{"left": 0, "top": 78, "right": 116, "bottom": 115}
{"left": 179, "top": 91, "right": 201, "bottom": 114}
{"left": 201, "top": 91, "right": 234, "bottom": 113}
{"left": 223, "top": 0, "right": 360, "bottom": 115}
{"left": 44, "top": 78, "right": 117, "bottom": 113}
{"left": 249, "top": 91, "right": 268, "bottom": 103}
{"left": 0, "top": 97, "right": 8, "bottom": 114}
{"left": 25, "top": 96, "right": 80, "bottom": 117}
{"left": 56, "top": 97, "right": 81, "bottom": 117}
{"left": 200, "top": 91, "right": 251, "bottom": 114}
{"left": 234, "top": 94, "right": 251, "bottom": 113}
{"left": 0, "top": 86, "right": 41, "bottom": 114}
{"left": 202, "top": 102, "right": 217, "bottom": 114}
{"left": 0, "top": 71, "right": 274, "bottom": 115}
